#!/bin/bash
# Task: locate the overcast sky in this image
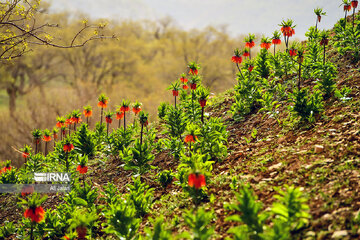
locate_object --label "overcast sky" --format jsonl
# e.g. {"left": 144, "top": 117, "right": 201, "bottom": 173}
{"left": 48, "top": 0, "right": 345, "bottom": 39}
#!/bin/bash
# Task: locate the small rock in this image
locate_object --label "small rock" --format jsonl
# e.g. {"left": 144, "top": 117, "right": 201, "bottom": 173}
{"left": 269, "top": 162, "right": 283, "bottom": 171}
{"left": 314, "top": 145, "right": 324, "bottom": 153}
{"left": 322, "top": 213, "right": 333, "bottom": 221}
{"left": 331, "top": 230, "right": 348, "bottom": 239}
{"left": 305, "top": 231, "right": 316, "bottom": 237}
{"left": 270, "top": 171, "right": 277, "bottom": 177}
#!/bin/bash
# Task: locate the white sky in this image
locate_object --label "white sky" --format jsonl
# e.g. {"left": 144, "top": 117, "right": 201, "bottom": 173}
{"left": 48, "top": 0, "right": 346, "bottom": 39}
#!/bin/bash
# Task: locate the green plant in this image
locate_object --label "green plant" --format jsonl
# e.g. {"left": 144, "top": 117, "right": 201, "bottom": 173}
{"left": 157, "top": 170, "right": 174, "bottom": 189}
{"left": 313, "top": 62, "right": 338, "bottom": 99}
{"left": 122, "top": 140, "right": 155, "bottom": 175}
{"left": 159, "top": 137, "right": 184, "bottom": 160}
{"left": 158, "top": 102, "right": 169, "bottom": 120}
{"left": 334, "top": 15, "right": 360, "bottom": 62}
{"left": 103, "top": 198, "right": 140, "bottom": 240}
{"left": 100, "top": 183, "right": 118, "bottom": 205}
{"left": 231, "top": 72, "right": 262, "bottom": 121}
{"left": 255, "top": 48, "right": 271, "bottom": 79}
{"left": 182, "top": 208, "right": 215, "bottom": 240}
{"left": 197, "top": 117, "right": 228, "bottom": 161}
{"left": 73, "top": 123, "right": 97, "bottom": 157}
{"left": 142, "top": 217, "right": 172, "bottom": 240}
{"left": 72, "top": 181, "right": 98, "bottom": 208}
{"left": 0, "top": 221, "right": 16, "bottom": 239}
{"left": 271, "top": 185, "right": 310, "bottom": 231}
{"left": 107, "top": 127, "right": 134, "bottom": 157}
{"left": 289, "top": 87, "right": 323, "bottom": 123}
{"left": 68, "top": 208, "right": 98, "bottom": 239}
{"left": 164, "top": 105, "right": 187, "bottom": 139}
{"left": 25, "top": 153, "right": 44, "bottom": 173}
{"left": 225, "top": 185, "right": 267, "bottom": 240}
{"left": 127, "top": 177, "right": 154, "bottom": 217}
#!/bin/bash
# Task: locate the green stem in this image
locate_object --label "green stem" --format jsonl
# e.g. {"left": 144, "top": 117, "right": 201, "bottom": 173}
{"left": 201, "top": 107, "right": 204, "bottom": 124}
{"left": 30, "top": 223, "right": 34, "bottom": 240}
{"left": 100, "top": 107, "right": 103, "bottom": 125}
{"left": 236, "top": 63, "right": 245, "bottom": 80}
{"left": 140, "top": 123, "right": 144, "bottom": 145}
{"left": 124, "top": 112, "right": 126, "bottom": 130}
{"left": 323, "top": 43, "right": 326, "bottom": 65}
{"left": 298, "top": 62, "right": 302, "bottom": 90}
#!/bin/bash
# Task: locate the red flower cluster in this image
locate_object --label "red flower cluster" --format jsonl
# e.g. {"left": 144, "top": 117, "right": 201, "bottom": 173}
{"left": 105, "top": 116, "right": 113, "bottom": 124}
{"left": 98, "top": 100, "right": 108, "bottom": 108}
{"left": 76, "top": 165, "right": 88, "bottom": 174}
{"left": 231, "top": 55, "right": 242, "bottom": 64}
{"left": 188, "top": 173, "right": 206, "bottom": 189}
{"left": 184, "top": 135, "right": 198, "bottom": 143}
{"left": 71, "top": 117, "right": 82, "bottom": 124}
{"left": 245, "top": 41, "right": 255, "bottom": 48}
{"left": 289, "top": 49, "right": 298, "bottom": 56}
{"left": 63, "top": 143, "right": 74, "bottom": 152}
{"left": 320, "top": 39, "right": 329, "bottom": 46}
{"left": 243, "top": 51, "right": 250, "bottom": 57}
{"left": 120, "top": 106, "right": 130, "bottom": 112}
{"left": 272, "top": 39, "right": 281, "bottom": 45}
{"left": 83, "top": 109, "right": 92, "bottom": 117}
{"left": 248, "top": 65, "right": 254, "bottom": 72}
{"left": 43, "top": 135, "right": 51, "bottom": 142}
{"left": 180, "top": 76, "right": 188, "bottom": 83}
{"left": 189, "top": 68, "right": 198, "bottom": 75}
{"left": 190, "top": 83, "right": 197, "bottom": 90}
{"left": 22, "top": 152, "right": 30, "bottom": 159}
{"left": 352, "top": 0, "right": 358, "bottom": 8}
{"left": 260, "top": 42, "right": 272, "bottom": 50}
{"left": 172, "top": 90, "right": 179, "bottom": 97}
{"left": 24, "top": 206, "right": 45, "bottom": 223}
{"left": 281, "top": 26, "right": 295, "bottom": 37}
{"left": 56, "top": 121, "right": 65, "bottom": 128}
{"left": 182, "top": 85, "right": 189, "bottom": 90}
{"left": 344, "top": 4, "right": 352, "bottom": 11}
{"left": 132, "top": 107, "right": 141, "bottom": 115}
{"left": 1, "top": 166, "right": 11, "bottom": 173}
{"left": 116, "top": 112, "right": 124, "bottom": 120}
{"left": 199, "top": 99, "right": 207, "bottom": 107}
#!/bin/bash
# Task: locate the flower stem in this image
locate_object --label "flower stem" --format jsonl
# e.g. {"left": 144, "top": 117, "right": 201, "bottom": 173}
{"left": 175, "top": 95, "right": 177, "bottom": 108}
{"left": 201, "top": 107, "right": 204, "bottom": 124}
{"left": 353, "top": 8, "right": 356, "bottom": 29}
{"left": 140, "top": 123, "right": 144, "bottom": 145}
{"left": 30, "top": 223, "right": 34, "bottom": 240}
{"left": 45, "top": 142, "right": 48, "bottom": 156}
{"left": 323, "top": 44, "right": 326, "bottom": 65}
{"left": 345, "top": 11, "right": 348, "bottom": 29}
{"left": 118, "top": 119, "right": 121, "bottom": 129}
{"left": 100, "top": 107, "right": 103, "bottom": 125}
{"left": 236, "top": 63, "right": 245, "bottom": 80}
{"left": 273, "top": 44, "right": 276, "bottom": 56}
{"left": 124, "top": 112, "right": 126, "bottom": 130}
{"left": 107, "top": 122, "right": 109, "bottom": 136}
{"left": 298, "top": 62, "right": 302, "bottom": 90}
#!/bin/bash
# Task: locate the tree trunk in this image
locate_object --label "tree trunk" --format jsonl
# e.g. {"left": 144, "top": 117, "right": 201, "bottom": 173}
{"left": 6, "top": 87, "right": 17, "bottom": 116}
